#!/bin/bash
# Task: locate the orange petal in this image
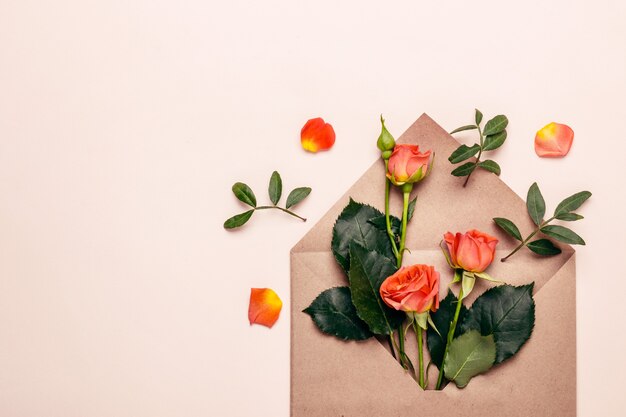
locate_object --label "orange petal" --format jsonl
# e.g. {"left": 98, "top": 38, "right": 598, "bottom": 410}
{"left": 248, "top": 288, "right": 282, "bottom": 328}
{"left": 301, "top": 117, "right": 335, "bottom": 153}
{"left": 534, "top": 122, "right": 574, "bottom": 157}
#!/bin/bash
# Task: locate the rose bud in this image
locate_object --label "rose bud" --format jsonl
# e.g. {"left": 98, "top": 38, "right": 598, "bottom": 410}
{"left": 248, "top": 288, "right": 283, "bottom": 328}
{"left": 443, "top": 229, "right": 499, "bottom": 273}
{"left": 300, "top": 117, "right": 336, "bottom": 153}
{"left": 386, "top": 144, "right": 432, "bottom": 189}
{"left": 534, "top": 122, "right": 574, "bottom": 157}
{"left": 377, "top": 115, "right": 396, "bottom": 159}
{"left": 380, "top": 264, "right": 440, "bottom": 314}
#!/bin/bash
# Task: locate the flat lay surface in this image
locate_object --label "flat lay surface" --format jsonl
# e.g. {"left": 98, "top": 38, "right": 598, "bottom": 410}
{"left": 0, "top": 1, "right": 625, "bottom": 416}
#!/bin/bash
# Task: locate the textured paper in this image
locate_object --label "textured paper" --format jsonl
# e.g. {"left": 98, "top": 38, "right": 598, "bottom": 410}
{"left": 290, "top": 114, "right": 576, "bottom": 416}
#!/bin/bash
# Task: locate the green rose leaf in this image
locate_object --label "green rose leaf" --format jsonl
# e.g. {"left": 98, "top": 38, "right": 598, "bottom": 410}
{"left": 493, "top": 217, "right": 522, "bottom": 241}
{"left": 232, "top": 182, "right": 257, "bottom": 207}
{"left": 348, "top": 243, "right": 404, "bottom": 335}
{"left": 268, "top": 171, "right": 282, "bottom": 205}
{"left": 303, "top": 287, "right": 374, "bottom": 341}
{"left": 541, "top": 225, "right": 586, "bottom": 245}
{"left": 555, "top": 212, "right": 584, "bottom": 221}
{"left": 451, "top": 162, "right": 476, "bottom": 177}
{"left": 285, "top": 187, "right": 312, "bottom": 209}
{"left": 526, "top": 182, "right": 546, "bottom": 226}
{"left": 475, "top": 109, "right": 483, "bottom": 125}
{"left": 482, "top": 115, "right": 509, "bottom": 136}
{"left": 223, "top": 210, "right": 254, "bottom": 229}
{"left": 554, "top": 191, "right": 592, "bottom": 216}
{"left": 427, "top": 291, "right": 468, "bottom": 369}
{"left": 461, "top": 284, "right": 535, "bottom": 364}
{"left": 450, "top": 125, "right": 478, "bottom": 134}
{"left": 443, "top": 330, "right": 496, "bottom": 388}
{"left": 367, "top": 215, "right": 401, "bottom": 236}
{"left": 478, "top": 160, "right": 501, "bottom": 175}
{"left": 527, "top": 239, "right": 562, "bottom": 256}
{"left": 482, "top": 131, "right": 507, "bottom": 151}
{"left": 331, "top": 199, "right": 396, "bottom": 273}
{"left": 449, "top": 144, "right": 480, "bottom": 164}
{"left": 407, "top": 197, "right": 417, "bottom": 221}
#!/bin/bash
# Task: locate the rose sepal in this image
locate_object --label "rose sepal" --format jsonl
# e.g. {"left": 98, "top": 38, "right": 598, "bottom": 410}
{"left": 474, "top": 271, "right": 504, "bottom": 284}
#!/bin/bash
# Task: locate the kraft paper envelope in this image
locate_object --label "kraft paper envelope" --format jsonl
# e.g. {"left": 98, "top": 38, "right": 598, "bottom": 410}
{"left": 290, "top": 114, "right": 576, "bottom": 416}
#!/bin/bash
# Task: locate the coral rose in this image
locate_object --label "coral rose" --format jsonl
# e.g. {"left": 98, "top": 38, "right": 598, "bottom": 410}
{"left": 444, "top": 229, "right": 498, "bottom": 273}
{"left": 386, "top": 144, "right": 431, "bottom": 186}
{"left": 380, "top": 264, "right": 440, "bottom": 314}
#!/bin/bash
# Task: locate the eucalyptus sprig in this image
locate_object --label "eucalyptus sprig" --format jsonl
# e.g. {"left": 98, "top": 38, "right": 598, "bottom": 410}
{"left": 449, "top": 109, "right": 508, "bottom": 187}
{"left": 495, "top": 182, "right": 591, "bottom": 261}
{"left": 223, "top": 171, "right": 311, "bottom": 229}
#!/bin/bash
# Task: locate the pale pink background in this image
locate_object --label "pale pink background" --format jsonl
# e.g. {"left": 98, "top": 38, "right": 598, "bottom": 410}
{"left": 0, "top": 1, "right": 624, "bottom": 416}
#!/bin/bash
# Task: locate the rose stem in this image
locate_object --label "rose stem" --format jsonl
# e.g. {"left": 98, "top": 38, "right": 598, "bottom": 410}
{"left": 397, "top": 189, "right": 411, "bottom": 268}
{"left": 501, "top": 217, "right": 555, "bottom": 262}
{"left": 462, "top": 124, "right": 484, "bottom": 188}
{"left": 435, "top": 286, "right": 465, "bottom": 390}
{"left": 255, "top": 206, "right": 307, "bottom": 221}
{"left": 384, "top": 161, "right": 399, "bottom": 258}
{"left": 388, "top": 332, "right": 397, "bottom": 360}
{"left": 413, "top": 319, "right": 425, "bottom": 389}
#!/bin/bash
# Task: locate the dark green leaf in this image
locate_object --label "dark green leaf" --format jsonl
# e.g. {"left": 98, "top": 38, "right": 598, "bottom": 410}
{"left": 482, "top": 115, "right": 509, "bottom": 136}
{"left": 303, "top": 287, "right": 373, "bottom": 341}
{"left": 526, "top": 182, "right": 546, "bottom": 226}
{"left": 449, "top": 144, "right": 480, "bottom": 164}
{"left": 527, "top": 239, "right": 562, "bottom": 256}
{"left": 475, "top": 109, "right": 483, "bottom": 125}
{"left": 493, "top": 217, "right": 522, "bottom": 241}
{"left": 478, "top": 160, "right": 501, "bottom": 175}
{"left": 461, "top": 284, "right": 535, "bottom": 364}
{"left": 451, "top": 162, "right": 476, "bottom": 177}
{"left": 482, "top": 131, "right": 507, "bottom": 151}
{"left": 554, "top": 191, "right": 592, "bottom": 216}
{"left": 427, "top": 291, "right": 468, "bottom": 369}
{"left": 268, "top": 171, "right": 282, "bottom": 205}
{"left": 348, "top": 244, "right": 404, "bottom": 335}
{"left": 232, "top": 182, "right": 257, "bottom": 207}
{"left": 450, "top": 125, "right": 478, "bottom": 134}
{"left": 223, "top": 210, "right": 254, "bottom": 229}
{"left": 407, "top": 197, "right": 417, "bottom": 221}
{"left": 331, "top": 199, "right": 396, "bottom": 273}
{"left": 367, "top": 215, "right": 401, "bottom": 236}
{"left": 285, "top": 187, "right": 312, "bottom": 209}
{"left": 555, "top": 212, "right": 584, "bottom": 221}
{"left": 444, "top": 331, "right": 496, "bottom": 388}
{"left": 541, "top": 225, "right": 585, "bottom": 245}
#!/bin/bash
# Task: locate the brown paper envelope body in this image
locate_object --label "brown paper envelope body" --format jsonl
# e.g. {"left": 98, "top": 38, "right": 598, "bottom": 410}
{"left": 291, "top": 114, "right": 576, "bottom": 416}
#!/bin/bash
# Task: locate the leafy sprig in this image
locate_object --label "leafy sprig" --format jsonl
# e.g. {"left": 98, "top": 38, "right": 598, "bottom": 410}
{"left": 494, "top": 182, "right": 591, "bottom": 261}
{"left": 224, "top": 171, "right": 311, "bottom": 229}
{"left": 449, "top": 109, "right": 508, "bottom": 187}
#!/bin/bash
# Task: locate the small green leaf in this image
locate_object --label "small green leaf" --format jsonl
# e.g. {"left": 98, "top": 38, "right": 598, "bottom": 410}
{"left": 482, "top": 131, "right": 507, "bottom": 151}
{"left": 493, "top": 217, "right": 522, "bottom": 241}
{"left": 450, "top": 125, "right": 478, "bottom": 134}
{"left": 461, "top": 284, "right": 535, "bottom": 364}
{"left": 526, "top": 182, "right": 546, "bottom": 226}
{"left": 232, "top": 182, "right": 257, "bottom": 207}
{"left": 285, "top": 187, "right": 312, "bottom": 209}
{"left": 451, "top": 162, "right": 476, "bottom": 177}
{"left": 482, "top": 115, "right": 509, "bottom": 136}
{"left": 478, "top": 160, "right": 501, "bottom": 175}
{"left": 449, "top": 144, "right": 480, "bottom": 164}
{"left": 223, "top": 210, "right": 254, "bottom": 229}
{"left": 367, "top": 215, "right": 401, "bottom": 236}
{"left": 475, "top": 109, "right": 483, "bottom": 125}
{"left": 427, "top": 291, "right": 468, "bottom": 369}
{"left": 554, "top": 191, "right": 592, "bottom": 216}
{"left": 407, "top": 197, "right": 417, "bottom": 221}
{"left": 556, "top": 212, "right": 584, "bottom": 221}
{"left": 268, "top": 171, "right": 282, "bottom": 205}
{"left": 527, "top": 239, "right": 562, "bottom": 256}
{"left": 348, "top": 243, "right": 404, "bottom": 335}
{"left": 444, "top": 331, "right": 496, "bottom": 388}
{"left": 303, "top": 287, "right": 373, "bottom": 341}
{"left": 541, "top": 225, "right": 585, "bottom": 245}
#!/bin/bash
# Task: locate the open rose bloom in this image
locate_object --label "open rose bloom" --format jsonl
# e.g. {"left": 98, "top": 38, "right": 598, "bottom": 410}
{"left": 386, "top": 144, "right": 432, "bottom": 186}
{"left": 444, "top": 229, "right": 498, "bottom": 273}
{"left": 380, "top": 264, "right": 440, "bottom": 314}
